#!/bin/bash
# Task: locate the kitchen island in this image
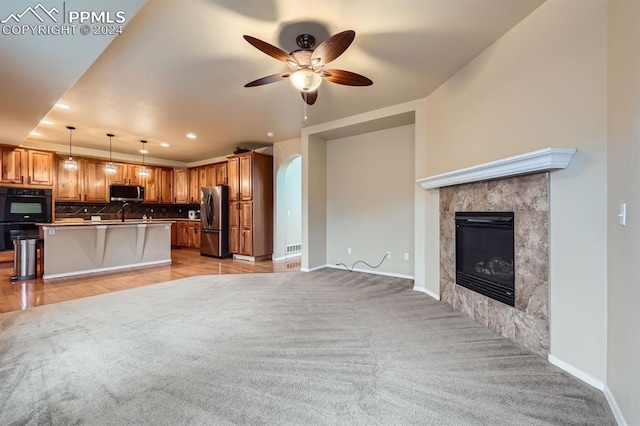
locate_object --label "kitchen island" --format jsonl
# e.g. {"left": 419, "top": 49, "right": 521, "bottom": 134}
{"left": 38, "top": 220, "right": 173, "bottom": 279}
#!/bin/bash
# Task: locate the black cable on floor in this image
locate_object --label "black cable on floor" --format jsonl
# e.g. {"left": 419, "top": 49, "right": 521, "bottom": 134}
{"left": 336, "top": 252, "right": 390, "bottom": 272}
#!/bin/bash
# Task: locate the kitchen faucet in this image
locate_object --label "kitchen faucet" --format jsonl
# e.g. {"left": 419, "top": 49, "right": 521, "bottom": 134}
{"left": 121, "top": 202, "right": 130, "bottom": 222}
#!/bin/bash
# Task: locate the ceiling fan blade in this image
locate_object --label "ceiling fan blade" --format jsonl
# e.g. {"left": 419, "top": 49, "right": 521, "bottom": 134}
{"left": 301, "top": 90, "right": 318, "bottom": 105}
{"left": 243, "top": 35, "right": 294, "bottom": 63}
{"left": 244, "top": 73, "right": 290, "bottom": 87}
{"left": 322, "top": 69, "right": 373, "bottom": 86}
{"left": 311, "top": 30, "right": 355, "bottom": 65}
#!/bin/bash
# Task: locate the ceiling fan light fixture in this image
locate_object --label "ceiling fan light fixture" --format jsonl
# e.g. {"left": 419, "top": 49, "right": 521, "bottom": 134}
{"left": 290, "top": 69, "right": 322, "bottom": 92}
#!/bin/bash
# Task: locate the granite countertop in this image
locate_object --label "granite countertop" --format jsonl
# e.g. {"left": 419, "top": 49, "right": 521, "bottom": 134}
{"left": 40, "top": 219, "right": 177, "bottom": 227}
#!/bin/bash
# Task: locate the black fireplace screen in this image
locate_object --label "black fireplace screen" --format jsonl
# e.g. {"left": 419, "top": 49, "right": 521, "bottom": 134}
{"left": 455, "top": 212, "right": 515, "bottom": 306}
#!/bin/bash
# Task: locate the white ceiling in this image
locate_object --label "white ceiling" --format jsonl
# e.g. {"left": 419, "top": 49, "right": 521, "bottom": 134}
{"left": 1, "top": 0, "right": 546, "bottom": 165}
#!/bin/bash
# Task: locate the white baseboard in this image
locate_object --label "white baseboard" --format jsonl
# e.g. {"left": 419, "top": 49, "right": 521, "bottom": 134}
{"left": 43, "top": 259, "right": 172, "bottom": 280}
{"left": 413, "top": 286, "right": 440, "bottom": 300}
{"left": 300, "top": 264, "right": 330, "bottom": 272}
{"left": 325, "top": 264, "right": 414, "bottom": 280}
{"left": 547, "top": 355, "right": 605, "bottom": 390}
{"left": 547, "top": 355, "right": 628, "bottom": 425}
{"left": 603, "top": 385, "right": 628, "bottom": 426}
{"left": 272, "top": 253, "right": 302, "bottom": 262}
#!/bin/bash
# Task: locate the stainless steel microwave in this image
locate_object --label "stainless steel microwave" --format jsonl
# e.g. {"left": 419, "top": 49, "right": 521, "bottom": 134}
{"left": 109, "top": 185, "right": 144, "bottom": 202}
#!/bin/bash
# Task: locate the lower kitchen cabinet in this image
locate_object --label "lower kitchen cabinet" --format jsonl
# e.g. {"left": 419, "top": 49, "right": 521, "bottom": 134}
{"left": 176, "top": 221, "right": 201, "bottom": 249}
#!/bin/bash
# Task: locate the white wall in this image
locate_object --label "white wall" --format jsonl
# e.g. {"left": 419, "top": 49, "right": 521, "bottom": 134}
{"left": 326, "top": 125, "right": 415, "bottom": 277}
{"left": 284, "top": 157, "right": 302, "bottom": 249}
{"left": 607, "top": 0, "right": 640, "bottom": 424}
{"left": 273, "top": 138, "right": 301, "bottom": 260}
{"left": 422, "top": 0, "right": 608, "bottom": 382}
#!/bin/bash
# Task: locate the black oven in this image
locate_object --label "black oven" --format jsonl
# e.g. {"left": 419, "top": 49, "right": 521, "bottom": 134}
{"left": 0, "top": 187, "right": 52, "bottom": 251}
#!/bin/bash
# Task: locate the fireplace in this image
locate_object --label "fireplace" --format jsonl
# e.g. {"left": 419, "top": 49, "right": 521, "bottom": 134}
{"left": 455, "top": 212, "right": 515, "bottom": 306}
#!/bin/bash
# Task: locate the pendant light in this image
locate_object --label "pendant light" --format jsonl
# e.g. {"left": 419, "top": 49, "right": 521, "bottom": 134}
{"left": 105, "top": 133, "right": 116, "bottom": 174}
{"left": 64, "top": 126, "right": 77, "bottom": 170}
{"left": 139, "top": 140, "right": 149, "bottom": 177}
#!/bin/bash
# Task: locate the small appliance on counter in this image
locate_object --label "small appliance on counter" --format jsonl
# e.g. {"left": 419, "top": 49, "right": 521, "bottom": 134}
{"left": 188, "top": 210, "right": 196, "bottom": 220}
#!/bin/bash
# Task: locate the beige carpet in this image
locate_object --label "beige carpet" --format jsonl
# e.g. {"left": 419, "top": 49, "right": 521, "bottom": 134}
{"left": 0, "top": 269, "right": 615, "bottom": 425}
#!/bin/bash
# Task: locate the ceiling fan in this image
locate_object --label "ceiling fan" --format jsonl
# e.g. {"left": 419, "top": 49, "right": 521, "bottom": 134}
{"left": 243, "top": 30, "right": 373, "bottom": 105}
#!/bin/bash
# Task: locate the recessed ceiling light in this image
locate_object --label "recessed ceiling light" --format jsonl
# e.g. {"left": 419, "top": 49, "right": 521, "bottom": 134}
{"left": 139, "top": 149, "right": 148, "bottom": 154}
{"left": 30, "top": 131, "right": 41, "bottom": 136}
{"left": 161, "top": 142, "right": 170, "bottom": 147}
{"left": 40, "top": 120, "right": 53, "bottom": 125}
{"left": 55, "top": 103, "right": 70, "bottom": 110}
{"left": 267, "top": 132, "right": 274, "bottom": 138}
{"left": 186, "top": 133, "right": 197, "bottom": 139}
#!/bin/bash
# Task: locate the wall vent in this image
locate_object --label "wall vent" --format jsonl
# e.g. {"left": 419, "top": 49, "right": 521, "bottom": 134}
{"left": 286, "top": 243, "right": 301, "bottom": 254}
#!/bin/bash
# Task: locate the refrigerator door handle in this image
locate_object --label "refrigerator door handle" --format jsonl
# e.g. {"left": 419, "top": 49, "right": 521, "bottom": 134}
{"left": 207, "top": 193, "right": 213, "bottom": 228}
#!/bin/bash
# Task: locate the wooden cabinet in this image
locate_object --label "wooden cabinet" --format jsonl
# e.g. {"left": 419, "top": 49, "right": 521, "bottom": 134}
{"left": 189, "top": 222, "right": 201, "bottom": 249}
{"left": 204, "top": 165, "right": 216, "bottom": 187}
{"left": 170, "top": 222, "right": 178, "bottom": 247}
{"left": 83, "top": 158, "right": 108, "bottom": 202}
{"left": 0, "top": 146, "right": 54, "bottom": 186}
{"left": 176, "top": 220, "right": 201, "bottom": 248}
{"left": 158, "top": 168, "right": 173, "bottom": 204}
{"left": 215, "top": 162, "right": 228, "bottom": 186}
{"left": 187, "top": 168, "right": 200, "bottom": 204}
{"left": 140, "top": 166, "right": 158, "bottom": 203}
{"left": 227, "top": 152, "right": 273, "bottom": 260}
{"left": 173, "top": 168, "right": 188, "bottom": 204}
{"left": 176, "top": 221, "right": 190, "bottom": 247}
{"left": 55, "top": 155, "right": 82, "bottom": 201}
{"left": 28, "top": 150, "right": 54, "bottom": 186}
{"left": 55, "top": 156, "right": 109, "bottom": 202}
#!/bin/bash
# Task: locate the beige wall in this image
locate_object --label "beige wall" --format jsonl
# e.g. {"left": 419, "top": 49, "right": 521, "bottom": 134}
{"left": 607, "top": 0, "right": 640, "bottom": 424}
{"left": 423, "top": 0, "right": 608, "bottom": 382}
{"left": 302, "top": 134, "right": 327, "bottom": 270}
{"left": 326, "top": 125, "right": 415, "bottom": 277}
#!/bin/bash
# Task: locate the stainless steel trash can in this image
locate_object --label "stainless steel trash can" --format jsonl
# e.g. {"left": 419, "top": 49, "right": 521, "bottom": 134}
{"left": 12, "top": 238, "right": 37, "bottom": 281}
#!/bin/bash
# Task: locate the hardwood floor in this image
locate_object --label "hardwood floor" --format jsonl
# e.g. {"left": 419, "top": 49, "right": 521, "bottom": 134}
{"left": 0, "top": 249, "right": 301, "bottom": 314}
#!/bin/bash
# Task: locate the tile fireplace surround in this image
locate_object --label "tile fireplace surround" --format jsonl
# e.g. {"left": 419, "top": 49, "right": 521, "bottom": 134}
{"left": 440, "top": 173, "right": 549, "bottom": 357}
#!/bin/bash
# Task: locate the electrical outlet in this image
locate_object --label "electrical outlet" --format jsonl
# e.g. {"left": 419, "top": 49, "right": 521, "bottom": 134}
{"left": 347, "top": 247, "right": 352, "bottom": 254}
{"left": 151, "top": 208, "right": 154, "bottom": 213}
{"left": 386, "top": 251, "right": 391, "bottom": 259}
{"left": 83, "top": 208, "right": 88, "bottom": 213}
{"left": 404, "top": 253, "right": 409, "bottom": 261}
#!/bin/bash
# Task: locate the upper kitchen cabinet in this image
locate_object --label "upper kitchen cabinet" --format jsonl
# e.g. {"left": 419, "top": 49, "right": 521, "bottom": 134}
{"left": 187, "top": 168, "right": 199, "bottom": 204}
{"left": 227, "top": 153, "right": 258, "bottom": 202}
{"left": 55, "top": 156, "right": 109, "bottom": 202}
{"left": 158, "top": 168, "right": 173, "bottom": 204}
{"left": 0, "top": 146, "right": 54, "bottom": 186}
{"left": 138, "top": 166, "right": 158, "bottom": 203}
{"left": 107, "top": 163, "right": 147, "bottom": 186}
{"left": 174, "top": 168, "right": 189, "bottom": 204}
{"left": 215, "top": 162, "right": 228, "bottom": 186}
{"left": 83, "top": 158, "right": 109, "bottom": 202}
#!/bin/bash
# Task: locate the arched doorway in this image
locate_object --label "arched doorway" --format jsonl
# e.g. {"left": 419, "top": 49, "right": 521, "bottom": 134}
{"left": 274, "top": 155, "right": 302, "bottom": 260}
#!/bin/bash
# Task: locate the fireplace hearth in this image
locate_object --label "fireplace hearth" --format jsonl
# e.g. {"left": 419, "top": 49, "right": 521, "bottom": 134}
{"left": 455, "top": 212, "right": 515, "bottom": 306}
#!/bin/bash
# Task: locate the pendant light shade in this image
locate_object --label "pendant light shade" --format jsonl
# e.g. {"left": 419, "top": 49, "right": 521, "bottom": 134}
{"left": 139, "top": 140, "right": 149, "bottom": 177}
{"left": 105, "top": 133, "right": 116, "bottom": 174}
{"left": 64, "top": 126, "right": 77, "bottom": 170}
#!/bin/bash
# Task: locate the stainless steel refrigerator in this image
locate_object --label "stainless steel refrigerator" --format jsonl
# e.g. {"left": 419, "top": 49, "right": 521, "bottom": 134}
{"left": 200, "top": 185, "right": 229, "bottom": 258}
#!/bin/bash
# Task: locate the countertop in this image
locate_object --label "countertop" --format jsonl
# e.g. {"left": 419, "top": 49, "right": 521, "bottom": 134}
{"left": 39, "top": 219, "right": 177, "bottom": 227}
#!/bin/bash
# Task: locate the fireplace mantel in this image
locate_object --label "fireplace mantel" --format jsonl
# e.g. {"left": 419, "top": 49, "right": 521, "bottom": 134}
{"left": 417, "top": 147, "right": 576, "bottom": 189}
